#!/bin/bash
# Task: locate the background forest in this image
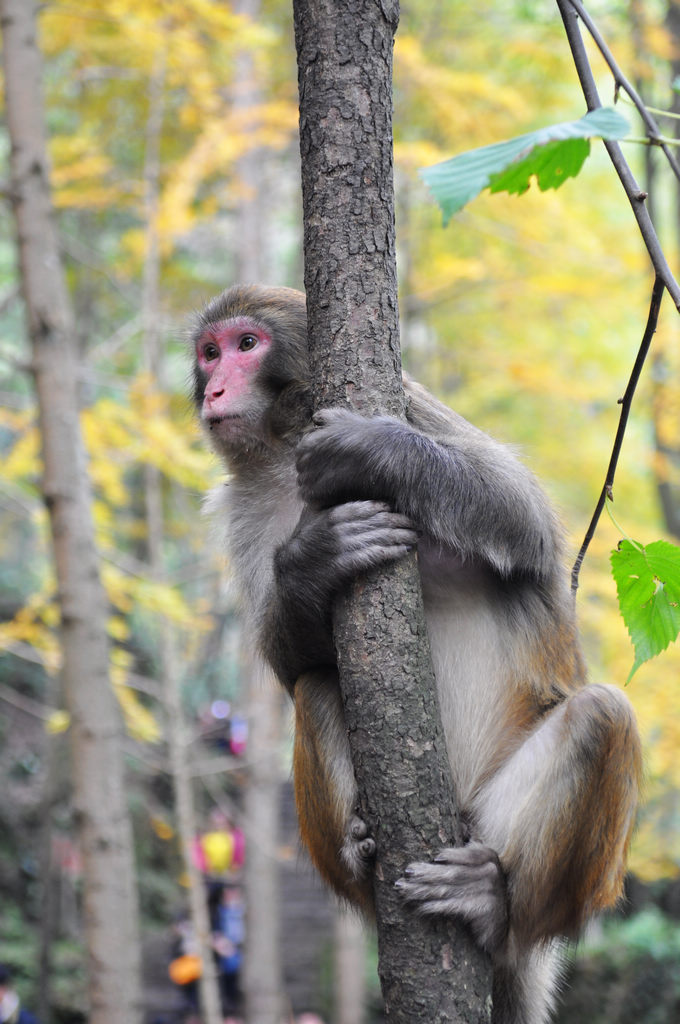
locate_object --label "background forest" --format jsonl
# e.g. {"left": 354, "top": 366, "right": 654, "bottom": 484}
{"left": 2, "top": 0, "right": 680, "bottom": 1022}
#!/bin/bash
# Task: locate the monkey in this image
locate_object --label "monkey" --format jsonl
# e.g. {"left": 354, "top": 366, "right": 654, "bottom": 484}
{"left": 191, "top": 283, "right": 642, "bottom": 1024}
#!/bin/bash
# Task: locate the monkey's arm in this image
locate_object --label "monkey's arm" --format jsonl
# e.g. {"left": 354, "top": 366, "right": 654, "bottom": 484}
{"left": 260, "top": 500, "right": 417, "bottom": 688}
{"left": 295, "top": 406, "right": 559, "bottom": 580}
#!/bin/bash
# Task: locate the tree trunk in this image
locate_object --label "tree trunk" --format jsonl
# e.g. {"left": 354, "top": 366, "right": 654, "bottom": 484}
{"left": 230, "top": 8, "right": 286, "bottom": 1014}
{"left": 140, "top": 50, "right": 223, "bottom": 1024}
{"left": 293, "top": 1, "right": 492, "bottom": 1021}
{"left": 0, "top": 2, "right": 142, "bottom": 1022}
{"left": 162, "top": 629, "right": 224, "bottom": 1024}
{"left": 242, "top": 657, "right": 285, "bottom": 1024}
{"left": 334, "top": 908, "right": 366, "bottom": 1024}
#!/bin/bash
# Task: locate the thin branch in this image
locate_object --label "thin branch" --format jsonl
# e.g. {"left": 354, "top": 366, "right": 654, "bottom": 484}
{"left": 557, "top": 1, "right": 680, "bottom": 588}
{"left": 0, "top": 681, "right": 57, "bottom": 719}
{"left": 624, "top": 135, "right": 680, "bottom": 148}
{"left": 566, "top": 0, "right": 680, "bottom": 183}
{"left": 556, "top": 0, "right": 680, "bottom": 311}
{"left": 60, "top": 232, "right": 139, "bottom": 307}
{"left": 619, "top": 94, "right": 680, "bottom": 123}
{"left": 0, "top": 481, "right": 42, "bottom": 518}
{"left": 571, "top": 277, "right": 665, "bottom": 592}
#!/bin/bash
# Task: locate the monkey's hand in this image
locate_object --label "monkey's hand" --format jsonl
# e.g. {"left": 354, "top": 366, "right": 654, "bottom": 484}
{"left": 263, "top": 501, "right": 418, "bottom": 686}
{"left": 277, "top": 499, "right": 417, "bottom": 605}
{"left": 395, "top": 843, "right": 509, "bottom": 954}
{"left": 296, "top": 408, "right": 403, "bottom": 508}
{"left": 340, "top": 814, "right": 376, "bottom": 880}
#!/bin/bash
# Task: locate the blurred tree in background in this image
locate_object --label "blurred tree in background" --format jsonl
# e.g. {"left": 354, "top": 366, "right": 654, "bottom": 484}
{"left": 2, "top": 1, "right": 680, "bottom": 1021}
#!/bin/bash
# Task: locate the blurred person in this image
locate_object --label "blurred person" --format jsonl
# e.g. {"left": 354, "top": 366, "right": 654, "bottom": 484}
{"left": 211, "top": 883, "right": 244, "bottom": 1016}
{"left": 168, "top": 914, "right": 201, "bottom": 1023}
{"left": 200, "top": 809, "right": 245, "bottom": 877}
{"left": 0, "top": 965, "right": 41, "bottom": 1024}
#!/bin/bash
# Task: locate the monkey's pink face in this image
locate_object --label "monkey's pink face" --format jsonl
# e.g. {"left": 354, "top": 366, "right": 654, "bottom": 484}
{"left": 196, "top": 317, "right": 272, "bottom": 433}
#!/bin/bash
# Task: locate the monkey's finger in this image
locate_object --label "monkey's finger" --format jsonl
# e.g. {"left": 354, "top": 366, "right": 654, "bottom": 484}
{"left": 334, "top": 543, "right": 415, "bottom": 577}
{"left": 329, "top": 501, "right": 415, "bottom": 529}
{"left": 328, "top": 500, "right": 393, "bottom": 521}
{"left": 432, "top": 843, "right": 501, "bottom": 867}
{"left": 395, "top": 878, "right": 469, "bottom": 902}
{"left": 398, "top": 851, "right": 503, "bottom": 897}
{"left": 311, "top": 407, "right": 356, "bottom": 428}
{"left": 396, "top": 874, "right": 499, "bottom": 909}
{"left": 337, "top": 526, "right": 419, "bottom": 550}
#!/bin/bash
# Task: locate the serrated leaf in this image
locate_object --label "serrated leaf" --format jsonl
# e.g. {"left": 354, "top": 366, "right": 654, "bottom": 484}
{"left": 420, "top": 107, "right": 630, "bottom": 224}
{"left": 489, "top": 137, "right": 590, "bottom": 196}
{"left": 611, "top": 539, "right": 680, "bottom": 682}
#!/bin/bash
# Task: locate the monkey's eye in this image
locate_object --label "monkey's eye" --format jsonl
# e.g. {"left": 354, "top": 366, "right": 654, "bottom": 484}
{"left": 202, "top": 342, "right": 220, "bottom": 362}
{"left": 238, "top": 335, "right": 258, "bottom": 352}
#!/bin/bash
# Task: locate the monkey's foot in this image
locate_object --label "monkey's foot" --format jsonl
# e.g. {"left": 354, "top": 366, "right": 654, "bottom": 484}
{"left": 395, "top": 842, "right": 509, "bottom": 953}
{"left": 340, "top": 815, "right": 376, "bottom": 880}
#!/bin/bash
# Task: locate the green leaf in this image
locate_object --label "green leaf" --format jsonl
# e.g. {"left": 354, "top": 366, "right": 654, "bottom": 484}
{"left": 489, "top": 137, "right": 590, "bottom": 196}
{"left": 420, "top": 107, "right": 630, "bottom": 224}
{"left": 610, "top": 539, "right": 680, "bottom": 682}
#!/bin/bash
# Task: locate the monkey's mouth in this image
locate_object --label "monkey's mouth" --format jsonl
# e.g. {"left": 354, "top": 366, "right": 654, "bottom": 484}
{"left": 205, "top": 414, "right": 242, "bottom": 428}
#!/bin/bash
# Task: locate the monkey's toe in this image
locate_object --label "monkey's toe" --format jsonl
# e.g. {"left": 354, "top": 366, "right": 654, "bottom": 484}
{"left": 340, "top": 814, "right": 376, "bottom": 880}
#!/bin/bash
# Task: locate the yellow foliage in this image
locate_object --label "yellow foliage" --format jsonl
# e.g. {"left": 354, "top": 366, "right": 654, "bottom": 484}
{"left": 395, "top": 138, "right": 451, "bottom": 172}
{"left": 54, "top": 185, "right": 126, "bottom": 211}
{"left": 45, "top": 710, "right": 71, "bottom": 735}
{"left": 0, "top": 592, "right": 61, "bottom": 675}
{"left": 643, "top": 23, "right": 674, "bottom": 62}
{"left": 151, "top": 815, "right": 175, "bottom": 841}
{"left": 101, "top": 563, "right": 135, "bottom": 616}
{"left": 3, "top": 426, "right": 42, "bottom": 484}
{"left": 131, "top": 578, "right": 213, "bottom": 631}
{"left": 651, "top": 449, "right": 671, "bottom": 485}
{"left": 396, "top": 34, "right": 529, "bottom": 140}
{"left": 101, "top": 560, "right": 212, "bottom": 635}
{"left": 111, "top": 646, "right": 134, "bottom": 675}
{"left": 38, "top": 0, "right": 291, "bottom": 254}
{"left": 50, "top": 136, "right": 113, "bottom": 198}
{"left": 109, "top": 644, "right": 161, "bottom": 744}
{"left": 108, "top": 616, "right": 130, "bottom": 643}
{"left": 113, "top": 679, "right": 163, "bottom": 744}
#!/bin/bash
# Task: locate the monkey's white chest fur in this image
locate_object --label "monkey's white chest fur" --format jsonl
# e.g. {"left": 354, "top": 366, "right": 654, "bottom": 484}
{"left": 214, "top": 466, "right": 304, "bottom": 627}
{"left": 418, "top": 546, "right": 517, "bottom": 806}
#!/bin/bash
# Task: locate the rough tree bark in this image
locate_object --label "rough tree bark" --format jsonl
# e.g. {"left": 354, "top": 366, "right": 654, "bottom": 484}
{"left": 0, "top": 2, "right": 142, "bottom": 1022}
{"left": 230, "top": 6, "right": 286, "bottom": 1013}
{"left": 293, "top": 1, "right": 492, "bottom": 1021}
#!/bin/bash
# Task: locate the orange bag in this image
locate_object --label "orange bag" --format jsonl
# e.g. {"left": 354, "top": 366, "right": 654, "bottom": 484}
{"left": 168, "top": 954, "right": 202, "bottom": 985}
